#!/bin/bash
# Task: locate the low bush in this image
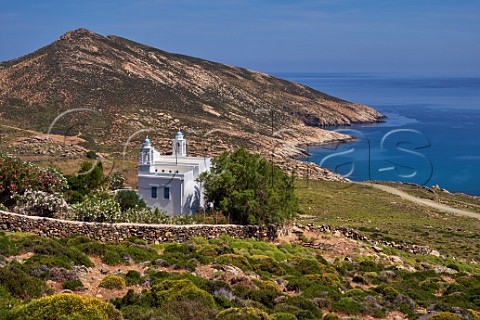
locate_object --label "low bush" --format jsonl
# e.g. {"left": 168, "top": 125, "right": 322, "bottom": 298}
{"left": 284, "top": 275, "right": 341, "bottom": 299}
{"left": 217, "top": 254, "right": 251, "bottom": 271}
{"left": 9, "top": 293, "right": 122, "bottom": 320}
{"left": 428, "top": 312, "right": 462, "bottom": 320}
{"left": 249, "top": 255, "right": 285, "bottom": 276}
{"left": 24, "top": 254, "right": 72, "bottom": 271}
{"left": 295, "top": 258, "right": 323, "bottom": 275}
{"left": 284, "top": 296, "right": 322, "bottom": 320}
{"left": 76, "top": 241, "right": 108, "bottom": 257}
{"left": 0, "top": 266, "right": 50, "bottom": 299}
{"left": 152, "top": 279, "right": 217, "bottom": 320}
{"left": 331, "top": 298, "right": 367, "bottom": 316}
{"left": 271, "top": 313, "right": 298, "bottom": 320}
{"left": 0, "top": 285, "right": 19, "bottom": 317}
{"left": 215, "top": 307, "right": 272, "bottom": 320}
{"left": 16, "top": 235, "right": 93, "bottom": 267}
{"left": 0, "top": 233, "right": 18, "bottom": 256}
{"left": 100, "top": 275, "right": 126, "bottom": 289}
{"left": 237, "top": 280, "right": 282, "bottom": 310}
{"left": 63, "top": 279, "right": 84, "bottom": 291}
{"left": 125, "top": 270, "right": 142, "bottom": 285}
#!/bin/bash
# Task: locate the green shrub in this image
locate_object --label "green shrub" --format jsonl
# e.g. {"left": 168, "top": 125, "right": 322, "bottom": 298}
{"left": 236, "top": 279, "right": 282, "bottom": 310}
{"left": 152, "top": 279, "right": 217, "bottom": 320}
{"left": 17, "top": 235, "right": 93, "bottom": 267}
{"left": 18, "top": 235, "right": 65, "bottom": 255}
{"left": 352, "top": 274, "right": 367, "bottom": 284}
{"left": 99, "top": 275, "right": 126, "bottom": 289}
{"left": 65, "top": 160, "right": 106, "bottom": 198}
{"left": 446, "top": 263, "right": 460, "bottom": 272}
{"left": 217, "top": 254, "right": 251, "bottom": 270}
{"left": 111, "top": 289, "right": 153, "bottom": 311}
{"left": 64, "top": 190, "right": 85, "bottom": 204}
{"left": 118, "top": 244, "right": 158, "bottom": 263}
{"left": 9, "top": 293, "right": 122, "bottom": 320}
{"left": 158, "top": 252, "right": 198, "bottom": 271}
{"left": 24, "top": 254, "right": 71, "bottom": 273}
{"left": 320, "top": 273, "right": 342, "bottom": 287}
{"left": 63, "top": 234, "right": 92, "bottom": 246}
{"left": 284, "top": 275, "right": 341, "bottom": 299}
{"left": 345, "top": 288, "right": 368, "bottom": 298}
{"left": 249, "top": 255, "right": 285, "bottom": 276}
{"left": 331, "top": 298, "right": 367, "bottom": 315}
{"left": 63, "top": 279, "right": 84, "bottom": 291}
{"left": 0, "top": 285, "right": 19, "bottom": 316}
{"left": 271, "top": 313, "right": 297, "bottom": 320}
{"left": 0, "top": 233, "right": 18, "bottom": 256}
{"left": 296, "top": 258, "right": 323, "bottom": 274}
{"left": 76, "top": 241, "right": 107, "bottom": 256}
{"left": 152, "top": 279, "right": 214, "bottom": 306}
{"left": 285, "top": 296, "right": 322, "bottom": 319}
{"left": 357, "top": 258, "right": 385, "bottom": 273}
{"left": 99, "top": 243, "right": 159, "bottom": 266}
{"left": 0, "top": 266, "right": 49, "bottom": 299}
{"left": 115, "top": 305, "right": 162, "bottom": 320}
{"left": 115, "top": 190, "right": 147, "bottom": 212}
{"left": 102, "top": 250, "right": 125, "bottom": 266}
{"left": 198, "top": 243, "right": 221, "bottom": 258}
{"left": 428, "top": 312, "right": 463, "bottom": 320}
{"left": 65, "top": 246, "right": 94, "bottom": 267}
{"left": 215, "top": 307, "right": 272, "bottom": 320}
{"left": 125, "top": 270, "right": 142, "bottom": 285}
{"left": 322, "top": 314, "right": 340, "bottom": 320}
{"left": 157, "top": 243, "right": 210, "bottom": 270}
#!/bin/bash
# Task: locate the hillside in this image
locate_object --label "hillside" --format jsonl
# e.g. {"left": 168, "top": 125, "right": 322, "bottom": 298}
{"left": 0, "top": 28, "right": 383, "bottom": 178}
{"left": 2, "top": 178, "right": 480, "bottom": 320}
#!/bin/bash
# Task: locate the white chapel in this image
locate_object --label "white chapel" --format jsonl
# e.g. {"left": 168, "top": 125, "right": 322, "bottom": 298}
{"left": 137, "top": 132, "right": 211, "bottom": 215}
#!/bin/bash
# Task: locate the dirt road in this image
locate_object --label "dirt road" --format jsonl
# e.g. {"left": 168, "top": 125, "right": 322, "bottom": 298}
{"left": 359, "top": 182, "right": 480, "bottom": 220}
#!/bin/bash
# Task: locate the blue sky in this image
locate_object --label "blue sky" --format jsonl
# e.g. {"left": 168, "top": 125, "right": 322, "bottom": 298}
{"left": 1, "top": 0, "right": 479, "bottom": 74}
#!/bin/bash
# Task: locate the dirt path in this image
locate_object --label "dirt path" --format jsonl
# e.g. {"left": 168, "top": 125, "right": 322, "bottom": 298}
{"left": 0, "top": 123, "right": 39, "bottom": 134}
{"left": 359, "top": 182, "right": 480, "bottom": 220}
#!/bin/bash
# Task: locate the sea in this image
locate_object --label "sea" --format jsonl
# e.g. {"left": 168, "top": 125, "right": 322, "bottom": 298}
{"left": 273, "top": 72, "right": 480, "bottom": 196}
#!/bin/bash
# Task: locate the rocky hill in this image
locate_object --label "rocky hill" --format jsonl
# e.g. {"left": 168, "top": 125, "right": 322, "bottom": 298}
{"left": 0, "top": 28, "right": 383, "bottom": 179}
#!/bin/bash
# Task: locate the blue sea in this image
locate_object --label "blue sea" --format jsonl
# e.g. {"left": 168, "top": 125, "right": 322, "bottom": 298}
{"left": 274, "top": 73, "right": 480, "bottom": 196}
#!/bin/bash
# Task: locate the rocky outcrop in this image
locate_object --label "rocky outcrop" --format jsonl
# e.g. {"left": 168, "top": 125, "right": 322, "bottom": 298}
{"left": 292, "top": 223, "right": 443, "bottom": 257}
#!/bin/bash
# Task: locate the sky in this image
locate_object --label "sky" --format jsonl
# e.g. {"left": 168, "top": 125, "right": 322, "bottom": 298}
{"left": 1, "top": 0, "right": 479, "bottom": 75}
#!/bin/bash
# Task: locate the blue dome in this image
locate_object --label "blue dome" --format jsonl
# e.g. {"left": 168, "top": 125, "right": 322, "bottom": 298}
{"left": 143, "top": 138, "right": 151, "bottom": 144}
{"left": 176, "top": 131, "right": 183, "bottom": 137}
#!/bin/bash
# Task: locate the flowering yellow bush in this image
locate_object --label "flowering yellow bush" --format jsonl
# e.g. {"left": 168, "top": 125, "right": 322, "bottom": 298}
{"left": 99, "top": 275, "right": 126, "bottom": 289}
{"left": 9, "top": 293, "right": 122, "bottom": 319}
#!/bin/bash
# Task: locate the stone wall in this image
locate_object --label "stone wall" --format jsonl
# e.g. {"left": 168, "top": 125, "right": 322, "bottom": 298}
{"left": 0, "top": 210, "right": 279, "bottom": 243}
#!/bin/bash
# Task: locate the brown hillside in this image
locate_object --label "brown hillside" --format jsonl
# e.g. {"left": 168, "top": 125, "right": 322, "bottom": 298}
{"left": 0, "top": 28, "right": 383, "bottom": 179}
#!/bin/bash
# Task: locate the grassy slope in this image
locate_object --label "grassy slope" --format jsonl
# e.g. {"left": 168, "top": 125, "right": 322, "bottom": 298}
{"left": 381, "top": 182, "right": 480, "bottom": 214}
{"left": 296, "top": 180, "right": 480, "bottom": 263}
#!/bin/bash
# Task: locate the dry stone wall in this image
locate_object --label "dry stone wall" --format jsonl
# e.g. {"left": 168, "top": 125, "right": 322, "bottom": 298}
{"left": 0, "top": 210, "right": 279, "bottom": 243}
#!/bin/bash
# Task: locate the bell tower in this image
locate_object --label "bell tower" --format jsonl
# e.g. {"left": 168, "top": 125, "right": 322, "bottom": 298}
{"left": 139, "top": 137, "right": 154, "bottom": 173}
{"left": 172, "top": 131, "right": 186, "bottom": 157}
